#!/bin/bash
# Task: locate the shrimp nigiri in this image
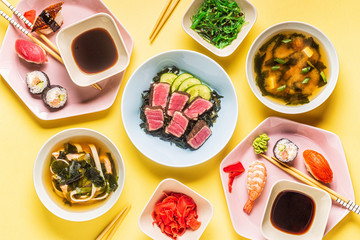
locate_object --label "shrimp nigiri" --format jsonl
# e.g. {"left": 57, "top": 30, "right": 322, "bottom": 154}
{"left": 243, "top": 160, "right": 267, "bottom": 214}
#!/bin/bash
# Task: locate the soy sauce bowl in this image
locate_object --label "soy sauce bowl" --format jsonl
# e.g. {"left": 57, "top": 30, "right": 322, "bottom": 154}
{"left": 56, "top": 13, "right": 130, "bottom": 87}
{"left": 261, "top": 180, "right": 331, "bottom": 240}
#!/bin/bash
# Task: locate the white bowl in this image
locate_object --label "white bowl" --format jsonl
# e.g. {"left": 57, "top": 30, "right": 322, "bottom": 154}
{"left": 182, "top": 0, "right": 257, "bottom": 57}
{"left": 139, "top": 178, "right": 213, "bottom": 240}
{"left": 56, "top": 13, "right": 130, "bottom": 87}
{"left": 121, "top": 50, "right": 238, "bottom": 167}
{"left": 33, "top": 128, "right": 125, "bottom": 221}
{"left": 246, "top": 21, "right": 339, "bottom": 114}
{"left": 261, "top": 180, "right": 332, "bottom": 240}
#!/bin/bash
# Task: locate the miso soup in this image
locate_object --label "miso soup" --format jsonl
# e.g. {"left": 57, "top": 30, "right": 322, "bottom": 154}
{"left": 254, "top": 32, "right": 328, "bottom": 105}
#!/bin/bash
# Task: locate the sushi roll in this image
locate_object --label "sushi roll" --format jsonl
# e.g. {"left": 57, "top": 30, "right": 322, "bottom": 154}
{"left": 26, "top": 71, "right": 49, "bottom": 94}
{"left": 273, "top": 138, "right": 299, "bottom": 162}
{"left": 42, "top": 85, "right": 67, "bottom": 109}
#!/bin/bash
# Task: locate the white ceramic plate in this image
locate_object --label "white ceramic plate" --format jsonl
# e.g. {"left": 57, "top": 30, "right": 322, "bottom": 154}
{"left": 121, "top": 50, "right": 238, "bottom": 167}
{"left": 182, "top": 0, "right": 257, "bottom": 57}
{"left": 261, "top": 180, "right": 332, "bottom": 240}
{"left": 33, "top": 128, "right": 125, "bottom": 221}
{"left": 138, "top": 178, "right": 213, "bottom": 240}
{"left": 246, "top": 21, "right": 339, "bottom": 114}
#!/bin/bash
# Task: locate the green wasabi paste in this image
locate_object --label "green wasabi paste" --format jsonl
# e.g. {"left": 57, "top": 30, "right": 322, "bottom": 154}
{"left": 253, "top": 134, "right": 270, "bottom": 154}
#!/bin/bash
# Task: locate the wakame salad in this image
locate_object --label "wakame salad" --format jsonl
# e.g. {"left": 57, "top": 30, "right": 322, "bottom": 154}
{"left": 191, "top": 0, "right": 246, "bottom": 49}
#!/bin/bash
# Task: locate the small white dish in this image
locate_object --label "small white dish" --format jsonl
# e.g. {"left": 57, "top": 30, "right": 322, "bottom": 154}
{"left": 56, "top": 13, "right": 130, "bottom": 87}
{"left": 33, "top": 128, "right": 125, "bottom": 222}
{"left": 121, "top": 50, "right": 238, "bottom": 167}
{"left": 246, "top": 21, "right": 339, "bottom": 114}
{"left": 139, "top": 178, "right": 213, "bottom": 240}
{"left": 261, "top": 180, "right": 332, "bottom": 240}
{"left": 182, "top": 0, "right": 257, "bottom": 57}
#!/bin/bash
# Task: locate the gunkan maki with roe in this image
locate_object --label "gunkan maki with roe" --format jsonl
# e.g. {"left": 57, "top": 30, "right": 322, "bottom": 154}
{"left": 26, "top": 71, "right": 50, "bottom": 95}
{"left": 42, "top": 85, "right": 67, "bottom": 109}
{"left": 273, "top": 138, "right": 299, "bottom": 162}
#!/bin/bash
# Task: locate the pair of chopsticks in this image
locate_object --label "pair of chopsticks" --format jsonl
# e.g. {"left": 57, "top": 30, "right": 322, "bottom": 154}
{"left": 149, "top": 0, "right": 181, "bottom": 42}
{"left": 260, "top": 154, "right": 360, "bottom": 215}
{"left": 0, "top": 0, "right": 101, "bottom": 90}
{"left": 96, "top": 204, "right": 131, "bottom": 240}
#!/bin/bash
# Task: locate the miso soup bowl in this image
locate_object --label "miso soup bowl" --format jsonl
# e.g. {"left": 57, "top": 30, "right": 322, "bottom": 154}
{"left": 33, "top": 128, "right": 125, "bottom": 222}
{"left": 57, "top": 13, "right": 130, "bottom": 87}
{"left": 246, "top": 21, "right": 339, "bottom": 114}
{"left": 261, "top": 180, "right": 332, "bottom": 240}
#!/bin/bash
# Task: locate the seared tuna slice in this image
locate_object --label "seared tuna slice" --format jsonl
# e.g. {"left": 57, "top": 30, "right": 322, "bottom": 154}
{"left": 165, "top": 111, "right": 189, "bottom": 138}
{"left": 166, "top": 91, "right": 190, "bottom": 116}
{"left": 186, "top": 120, "right": 212, "bottom": 149}
{"left": 149, "top": 82, "right": 171, "bottom": 108}
{"left": 144, "top": 106, "right": 164, "bottom": 131}
{"left": 183, "top": 97, "right": 213, "bottom": 120}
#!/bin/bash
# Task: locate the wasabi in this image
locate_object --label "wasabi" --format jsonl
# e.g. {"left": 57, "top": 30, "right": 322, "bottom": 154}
{"left": 253, "top": 134, "right": 270, "bottom": 154}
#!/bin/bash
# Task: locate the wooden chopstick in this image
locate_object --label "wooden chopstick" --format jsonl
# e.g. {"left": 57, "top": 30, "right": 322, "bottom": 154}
{"left": 150, "top": 0, "right": 181, "bottom": 42}
{"left": 96, "top": 204, "right": 131, "bottom": 240}
{"left": 1, "top": 0, "right": 60, "bottom": 54}
{"left": 0, "top": 7, "right": 102, "bottom": 90}
{"left": 149, "top": 0, "right": 173, "bottom": 39}
{"left": 260, "top": 154, "right": 360, "bottom": 215}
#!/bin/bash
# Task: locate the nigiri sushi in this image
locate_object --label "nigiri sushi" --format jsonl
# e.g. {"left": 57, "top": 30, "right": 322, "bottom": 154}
{"left": 32, "top": 2, "right": 64, "bottom": 34}
{"left": 243, "top": 160, "right": 267, "bottom": 214}
{"left": 15, "top": 39, "right": 47, "bottom": 64}
{"left": 303, "top": 150, "right": 333, "bottom": 183}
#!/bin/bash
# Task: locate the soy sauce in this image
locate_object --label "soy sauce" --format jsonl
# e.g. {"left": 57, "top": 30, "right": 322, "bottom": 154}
{"left": 71, "top": 28, "right": 118, "bottom": 74}
{"left": 270, "top": 190, "right": 315, "bottom": 235}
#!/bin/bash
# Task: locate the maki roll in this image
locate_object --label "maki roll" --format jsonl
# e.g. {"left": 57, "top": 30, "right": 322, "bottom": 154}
{"left": 26, "top": 71, "right": 50, "bottom": 94}
{"left": 273, "top": 138, "right": 298, "bottom": 162}
{"left": 42, "top": 85, "right": 67, "bottom": 109}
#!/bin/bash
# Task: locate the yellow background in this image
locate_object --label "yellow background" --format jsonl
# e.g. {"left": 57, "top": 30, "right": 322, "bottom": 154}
{"left": 0, "top": 0, "right": 359, "bottom": 239}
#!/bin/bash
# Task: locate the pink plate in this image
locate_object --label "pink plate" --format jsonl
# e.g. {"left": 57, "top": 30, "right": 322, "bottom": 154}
{"left": 220, "top": 117, "right": 354, "bottom": 240}
{"left": 0, "top": 0, "right": 133, "bottom": 120}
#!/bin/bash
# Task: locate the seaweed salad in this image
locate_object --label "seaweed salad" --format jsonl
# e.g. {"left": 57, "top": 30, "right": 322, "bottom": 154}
{"left": 191, "top": 0, "right": 246, "bottom": 49}
{"left": 254, "top": 33, "right": 328, "bottom": 105}
{"left": 140, "top": 66, "right": 222, "bottom": 150}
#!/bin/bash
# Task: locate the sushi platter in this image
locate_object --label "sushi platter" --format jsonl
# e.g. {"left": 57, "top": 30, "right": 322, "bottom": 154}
{"left": 0, "top": 0, "right": 359, "bottom": 240}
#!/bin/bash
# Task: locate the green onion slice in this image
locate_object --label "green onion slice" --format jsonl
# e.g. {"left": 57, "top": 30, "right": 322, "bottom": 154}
{"left": 274, "top": 58, "right": 287, "bottom": 64}
{"left": 301, "top": 67, "right": 311, "bottom": 74}
{"left": 302, "top": 77, "right": 310, "bottom": 84}
{"left": 282, "top": 39, "right": 292, "bottom": 43}
{"left": 320, "top": 71, "right": 327, "bottom": 83}
{"left": 277, "top": 85, "right": 286, "bottom": 92}
{"left": 271, "top": 66, "right": 280, "bottom": 71}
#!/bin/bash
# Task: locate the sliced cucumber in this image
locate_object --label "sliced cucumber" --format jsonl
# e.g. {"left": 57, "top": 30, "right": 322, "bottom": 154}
{"left": 177, "top": 77, "right": 201, "bottom": 92}
{"left": 160, "top": 73, "right": 177, "bottom": 84}
{"left": 185, "top": 84, "right": 212, "bottom": 102}
{"left": 171, "top": 73, "right": 193, "bottom": 92}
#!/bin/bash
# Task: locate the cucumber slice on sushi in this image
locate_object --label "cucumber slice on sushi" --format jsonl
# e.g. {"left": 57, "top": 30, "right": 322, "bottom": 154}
{"left": 177, "top": 77, "right": 201, "bottom": 92}
{"left": 185, "top": 84, "right": 211, "bottom": 102}
{"left": 171, "top": 73, "right": 193, "bottom": 92}
{"left": 160, "top": 73, "right": 177, "bottom": 84}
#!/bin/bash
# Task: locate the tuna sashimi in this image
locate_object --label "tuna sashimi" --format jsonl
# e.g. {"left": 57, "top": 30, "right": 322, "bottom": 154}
{"left": 165, "top": 111, "right": 189, "bottom": 138}
{"left": 183, "top": 97, "right": 213, "bottom": 120}
{"left": 186, "top": 120, "right": 212, "bottom": 149}
{"left": 15, "top": 39, "right": 47, "bottom": 64}
{"left": 152, "top": 192, "right": 201, "bottom": 240}
{"left": 149, "top": 82, "right": 171, "bottom": 108}
{"left": 144, "top": 106, "right": 164, "bottom": 131}
{"left": 166, "top": 91, "right": 190, "bottom": 116}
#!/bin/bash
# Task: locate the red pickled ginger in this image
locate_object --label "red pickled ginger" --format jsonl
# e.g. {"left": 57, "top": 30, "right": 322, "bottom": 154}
{"left": 152, "top": 192, "right": 201, "bottom": 239}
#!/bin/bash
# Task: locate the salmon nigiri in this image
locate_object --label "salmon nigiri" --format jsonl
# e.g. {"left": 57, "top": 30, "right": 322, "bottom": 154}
{"left": 243, "top": 160, "right": 267, "bottom": 214}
